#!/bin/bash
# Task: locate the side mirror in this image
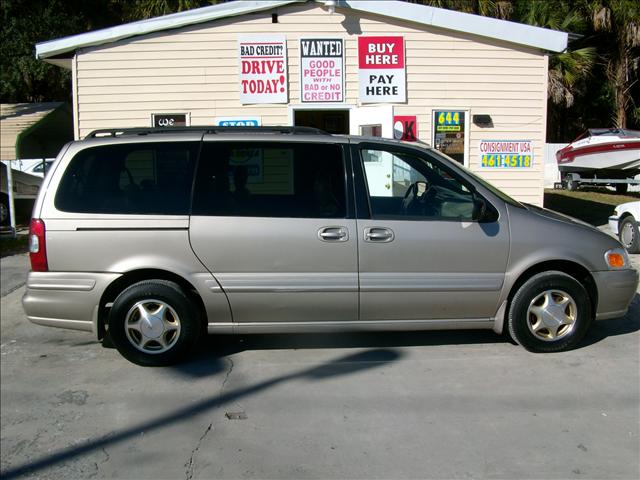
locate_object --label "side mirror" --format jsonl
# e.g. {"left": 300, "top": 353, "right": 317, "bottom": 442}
{"left": 472, "top": 192, "right": 498, "bottom": 223}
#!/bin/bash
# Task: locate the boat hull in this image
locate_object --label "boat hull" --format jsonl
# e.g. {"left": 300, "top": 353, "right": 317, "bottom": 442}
{"left": 557, "top": 140, "right": 640, "bottom": 176}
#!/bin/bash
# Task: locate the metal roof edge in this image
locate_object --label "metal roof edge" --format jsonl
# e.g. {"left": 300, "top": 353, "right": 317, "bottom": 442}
{"left": 35, "top": 0, "right": 568, "bottom": 60}
{"left": 35, "top": 0, "right": 303, "bottom": 59}
{"left": 342, "top": 0, "right": 568, "bottom": 53}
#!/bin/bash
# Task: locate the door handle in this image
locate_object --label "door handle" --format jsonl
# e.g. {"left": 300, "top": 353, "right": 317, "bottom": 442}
{"left": 318, "top": 226, "right": 349, "bottom": 242}
{"left": 364, "top": 227, "right": 394, "bottom": 243}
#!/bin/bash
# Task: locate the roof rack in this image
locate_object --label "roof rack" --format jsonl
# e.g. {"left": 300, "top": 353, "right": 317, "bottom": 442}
{"left": 85, "top": 126, "right": 330, "bottom": 138}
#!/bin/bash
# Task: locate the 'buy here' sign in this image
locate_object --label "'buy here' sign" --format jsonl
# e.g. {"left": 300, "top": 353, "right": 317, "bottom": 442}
{"left": 358, "top": 36, "right": 406, "bottom": 103}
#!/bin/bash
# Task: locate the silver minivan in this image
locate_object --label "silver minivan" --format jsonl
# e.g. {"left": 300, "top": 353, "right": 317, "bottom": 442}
{"left": 23, "top": 127, "right": 638, "bottom": 365}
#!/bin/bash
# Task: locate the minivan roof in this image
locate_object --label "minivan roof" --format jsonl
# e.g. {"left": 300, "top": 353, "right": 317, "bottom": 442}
{"left": 81, "top": 126, "right": 431, "bottom": 150}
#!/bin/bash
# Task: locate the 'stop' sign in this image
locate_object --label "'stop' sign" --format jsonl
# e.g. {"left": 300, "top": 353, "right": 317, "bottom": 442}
{"left": 358, "top": 36, "right": 406, "bottom": 103}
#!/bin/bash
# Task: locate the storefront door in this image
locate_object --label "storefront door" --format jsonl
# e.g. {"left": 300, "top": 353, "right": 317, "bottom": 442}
{"left": 350, "top": 106, "right": 394, "bottom": 196}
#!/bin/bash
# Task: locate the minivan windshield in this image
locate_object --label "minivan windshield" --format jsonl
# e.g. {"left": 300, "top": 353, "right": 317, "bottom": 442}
{"left": 426, "top": 147, "right": 525, "bottom": 209}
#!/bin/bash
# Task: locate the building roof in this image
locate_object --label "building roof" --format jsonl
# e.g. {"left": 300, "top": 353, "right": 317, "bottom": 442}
{"left": 35, "top": 0, "right": 568, "bottom": 63}
{"left": 0, "top": 103, "right": 73, "bottom": 160}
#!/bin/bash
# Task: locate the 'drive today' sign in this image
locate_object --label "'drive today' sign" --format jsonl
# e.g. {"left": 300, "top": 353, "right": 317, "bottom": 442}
{"left": 238, "top": 35, "right": 288, "bottom": 104}
{"left": 358, "top": 36, "right": 406, "bottom": 103}
{"left": 300, "top": 38, "right": 344, "bottom": 103}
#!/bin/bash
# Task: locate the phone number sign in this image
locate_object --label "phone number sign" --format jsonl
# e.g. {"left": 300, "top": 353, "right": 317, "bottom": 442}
{"left": 480, "top": 140, "right": 533, "bottom": 168}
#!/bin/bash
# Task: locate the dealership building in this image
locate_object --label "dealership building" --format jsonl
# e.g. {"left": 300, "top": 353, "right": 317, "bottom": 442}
{"left": 36, "top": 0, "right": 568, "bottom": 205}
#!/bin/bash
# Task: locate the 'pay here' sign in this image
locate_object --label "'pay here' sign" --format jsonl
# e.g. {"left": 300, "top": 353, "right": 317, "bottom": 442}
{"left": 358, "top": 36, "right": 406, "bottom": 103}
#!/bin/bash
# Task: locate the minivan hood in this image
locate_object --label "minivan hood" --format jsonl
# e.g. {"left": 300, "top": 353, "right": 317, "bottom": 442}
{"left": 523, "top": 203, "right": 597, "bottom": 231}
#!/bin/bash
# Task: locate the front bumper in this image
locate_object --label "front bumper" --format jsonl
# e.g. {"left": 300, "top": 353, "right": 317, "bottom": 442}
{"left": 22, "top": 271, "right": 121, "bottom": 336}
{"left": 592, "top": 268, "right": 639, "bottom": 320}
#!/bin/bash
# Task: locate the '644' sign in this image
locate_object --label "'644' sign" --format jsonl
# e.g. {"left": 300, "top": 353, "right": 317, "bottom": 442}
{"left": 152, "top": 114, "right": 188, "bottom": 128}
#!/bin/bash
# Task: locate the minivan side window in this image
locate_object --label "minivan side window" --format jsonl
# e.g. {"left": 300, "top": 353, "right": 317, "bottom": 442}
{"left": 192, "top": 142, "right": 346, "bottom": 218}
{"left": 55, "top": 142, "right": 199, "bottom": 215}
{"left": 360, "top": 148, "right": 476, "bottom": 221}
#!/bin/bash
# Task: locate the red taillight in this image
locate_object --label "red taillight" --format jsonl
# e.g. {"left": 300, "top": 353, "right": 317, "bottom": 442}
{"left": 29, "top": 219, "right": 48, "bottom": 272}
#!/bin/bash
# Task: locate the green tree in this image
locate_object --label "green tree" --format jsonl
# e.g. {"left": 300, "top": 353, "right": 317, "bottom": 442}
{"left": 121, "top": 0, "right": 223, "bottom": 21}
{"left": 515, "top": 1, "right": 596, "bottom": 109}
{"left": 0, "top": 0, "right": 125, "bottom": 102}
{"left": 584, "top": 0, "right": 640, "bottom": 128}
{"left": 409, "top": 0, "right": 513, "bottom": 19}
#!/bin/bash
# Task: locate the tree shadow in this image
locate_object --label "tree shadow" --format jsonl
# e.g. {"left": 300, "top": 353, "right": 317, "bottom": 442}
{"left": 544, "top": 189, "right": 640, "bottom": 226}
{"left": 0, "top": 348, "right": 401, "bottom": 480}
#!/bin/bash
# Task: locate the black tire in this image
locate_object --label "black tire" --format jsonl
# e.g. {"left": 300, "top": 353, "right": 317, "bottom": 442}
{"left": 615, "top": 183, "right": 628, "bottom": 194}
{"left": 108, "top": 280, "right": 201, "bottom": 366}
{"left": 619, "top": 216, "right": 640, "bottom": 254}
{"left": 508, "top": 271, "right": 592, "bottom": 353}
{"left": 0, "top": 194, "right": 9, "bottom": 226}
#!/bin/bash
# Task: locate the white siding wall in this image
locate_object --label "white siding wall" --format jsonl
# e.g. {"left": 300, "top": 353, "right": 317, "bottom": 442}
{"left": 75, "top": 4, "right": 548, "bottom": 204}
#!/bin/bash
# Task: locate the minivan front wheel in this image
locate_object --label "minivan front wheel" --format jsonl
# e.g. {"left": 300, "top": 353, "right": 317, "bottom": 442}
{"left": 508, "top": 271, "right": 592, "bottom": 353}
{"left": 108, "top": 280, "right": 200, "bottom": 366}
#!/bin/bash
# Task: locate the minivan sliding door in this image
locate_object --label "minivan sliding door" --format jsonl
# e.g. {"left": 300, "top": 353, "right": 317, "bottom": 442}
{"left": 189, "top": 139, "right": 358, "bottom": 328}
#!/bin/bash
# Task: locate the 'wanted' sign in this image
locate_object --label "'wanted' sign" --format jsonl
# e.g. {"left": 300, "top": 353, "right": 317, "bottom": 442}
{"left": 358, "top": 36, "right": 406, "bottom": 103}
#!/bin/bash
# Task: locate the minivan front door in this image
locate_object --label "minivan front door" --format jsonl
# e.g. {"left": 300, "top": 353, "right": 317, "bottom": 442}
{"left": 354, "top": 144, "right": 510, "bottom": 323}
{"left": 189, "top": 139, "right": 357, "bottom": 329}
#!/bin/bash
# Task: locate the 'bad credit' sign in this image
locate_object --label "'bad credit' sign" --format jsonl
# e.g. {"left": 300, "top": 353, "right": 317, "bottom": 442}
{"left": 300, "top": 38, "right": 344, "bottom": 103}
{"left": 358, "top": 36, "right": 406, "bottom": 103}
{"left": 238, "top": 35, "right": 288, "bottom": 104}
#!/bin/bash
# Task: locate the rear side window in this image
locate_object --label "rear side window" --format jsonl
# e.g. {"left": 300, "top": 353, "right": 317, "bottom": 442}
{"left": 55, "top": 142, "right": 198, "bottom": 214}
{"left": 192, "top": 142, "right": 346, "bottom": 218}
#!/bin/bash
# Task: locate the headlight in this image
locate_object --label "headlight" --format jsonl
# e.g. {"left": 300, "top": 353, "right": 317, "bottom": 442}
{"left": 605, "top": 248, "right": 629, "bottom": 269}
{"left": 612, "top": 208, "right": 619, "bottom": 216}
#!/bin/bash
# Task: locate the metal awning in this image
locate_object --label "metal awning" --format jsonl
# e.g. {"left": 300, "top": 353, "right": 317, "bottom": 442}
{"left": 0, "top": 103, "right": 73, "bottom": 161}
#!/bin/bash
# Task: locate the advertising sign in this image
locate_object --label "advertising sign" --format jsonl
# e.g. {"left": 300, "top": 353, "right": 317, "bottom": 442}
{"left": 152, "top": 113, "right": 188, "bottom": 127}
{"left": 480, "top": 140, "right": 533, "bottom": 168}
{"left": 300, "top": 38, "right": 344, "bottom": 103}
{"left": 238, "top": 35, "right": 288, "bottom": 104}
{"left": 393, "top": 116, "right": 417, "bottom": 141}
{"left": 358, "top": 36, "right": 406, "bottom": 103}
{"left": 214, "top": 117, "right": 262, "bottom": 127}
{"left": 435, "top": 111, "right": 462, "bottom": 132}
{"left": 434, "top": 111, "right": 466, "bottom": 164}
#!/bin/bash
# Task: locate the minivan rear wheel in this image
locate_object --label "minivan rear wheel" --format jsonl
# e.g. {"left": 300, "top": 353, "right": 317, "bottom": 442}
{"left": 108, "top": 280, "right": 200, "bottom": 366}
{"left": 508, "top": 271, "right": 592, "bottom": 353}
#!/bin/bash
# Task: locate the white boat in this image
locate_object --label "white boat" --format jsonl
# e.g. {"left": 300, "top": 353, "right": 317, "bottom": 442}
{"left": 556, "top": 129, "right": 640, "bottom": 176}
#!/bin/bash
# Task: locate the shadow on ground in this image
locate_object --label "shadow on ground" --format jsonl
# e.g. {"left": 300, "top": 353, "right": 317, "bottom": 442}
{"left": 177, "top": 295, "right": 640, "bottom": 378}
{"left": 0, "top": 348, "right": 401, "bottom": 479}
